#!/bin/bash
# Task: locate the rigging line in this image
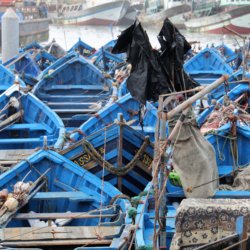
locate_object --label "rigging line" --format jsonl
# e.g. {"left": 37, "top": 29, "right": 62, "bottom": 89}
{"left": 99, "top": 127, "right": 107, "bottom": 228}
{"left": 128, "top": 135, "right": 170, "bottom": 250}
{"left": 128, "top": 182, "right": 154, "bottom": 250}
{"left": 154, "top": 116, "right": 185, "bottom": 242}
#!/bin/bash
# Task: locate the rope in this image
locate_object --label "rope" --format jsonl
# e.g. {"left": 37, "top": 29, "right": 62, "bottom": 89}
{"left": 81, "top": 136, "right": 150, "bottom": 176}
{"left": 99, "top": 127, "right": 106, "bottom": 227}
{"left": 110, "top": 194, "right": 131, "bottom": 205}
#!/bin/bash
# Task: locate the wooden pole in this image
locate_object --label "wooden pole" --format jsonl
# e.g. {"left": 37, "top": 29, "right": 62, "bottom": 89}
{"left": 159, "top": 96, "right": 167, "bottom": 250}
{"left": 0, "top": 110, "right": 24, "bottom": 129}
{"left": 153, "top": 96, "right": 163, "bottom": 250}
{"left": 117, "top": 113, "right": 124, "bottom": 192}
{"left": 165, "top": 75, "right": 229, "bottom": 120}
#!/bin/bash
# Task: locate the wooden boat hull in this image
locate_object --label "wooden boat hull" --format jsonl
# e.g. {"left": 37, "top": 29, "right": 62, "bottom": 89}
{"left": 135, "top": 183, "right": 176, "bottom": 250}
{"left": 0, "top": 64, "right": 26, "bottom": 94}
{"left": 0, "top": 150, "right": 132, "bottom": 249}
{"left": 70, "top": 93, "right": 158, "bottom": 142}
{"left": 197, "top": 84, "right": 250, "bottom": 126}
{"left": 184, "top": 47, "right": 234, "bottom": 85}
{"left": 0, "top": 85, "right": 65, "bottom": 153}
{"left": 33, "top": 55, "right": 113, "bottom": 128}
{"left": 185, "top": 5, "right": 250, "bottom": 34}
{"left": 61, "top": 122, "right": 154, "bottom": 196}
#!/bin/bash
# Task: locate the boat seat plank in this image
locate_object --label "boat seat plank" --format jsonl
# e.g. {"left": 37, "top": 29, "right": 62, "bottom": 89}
{"left": 0, "top": 226, "right": 121, "bottom": 242}
{"left": 53, "top": 109, "right": 98, "bottom": 113}
{"left": 214, "top": 190, "right": 250, "bottom": 198}
{"left": 0, "top": 149, "right": 35, "bottom": 160}
{"left": 44, "top": 94, "right": 108, "bottom": 99}
{"left": 189, "top": 70, "right": 224, "bottom": 75}
{"left": 47, "top": 102, "right": 96, "bottom": 106}
{"left": 7, "top": 123, "right": 53, "bottom": 133}
{"left": 32, "top": 192, "right": 95, "bottom": 202}
{"left": 0, "top": 239, "right": 112, "bottom": 247}
{"left": 44, "top": 85, "right": 104, "bottom": 91}
{"left": 0, "top": 138, "right": 54, "bottom": 144}
{"left": 14, "top": 212, "right": 117, "bottom": 220}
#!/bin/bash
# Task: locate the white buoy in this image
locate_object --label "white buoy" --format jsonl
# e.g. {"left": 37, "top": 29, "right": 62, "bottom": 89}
{"left": 1, "top": 8, "right": 19, "bottom": 64}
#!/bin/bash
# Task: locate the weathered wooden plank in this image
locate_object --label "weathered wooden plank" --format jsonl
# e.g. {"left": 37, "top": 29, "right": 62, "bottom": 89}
{"left": 14, "top": 213, "right": 117, "bottom": 220}
{"left": 0, "top": 239, "right": 112, "bottom": 247}
{"left": 0, "top": 226, "right": 121, "bottom": 241}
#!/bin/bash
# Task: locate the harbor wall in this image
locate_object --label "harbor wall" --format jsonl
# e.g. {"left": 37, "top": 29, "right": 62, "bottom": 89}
{"left": 0, "top": 18, "right": 49, "bottom": 48}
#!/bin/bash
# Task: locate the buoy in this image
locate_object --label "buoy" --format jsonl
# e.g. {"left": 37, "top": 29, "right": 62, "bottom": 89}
{"left": 1, "top": 8, "right": 19, "bottom": 64}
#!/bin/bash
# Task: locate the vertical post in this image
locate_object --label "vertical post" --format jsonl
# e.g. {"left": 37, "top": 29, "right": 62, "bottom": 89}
{"left": 159, "top": 96, "right": 167, "bottom": 249}
{"left": 242, "top": 37, "right": 246, "bottom": 78}
{"left": 153, "top": 96, "right": 164, "bottom": 250}
{"left": 117, "top": 113, "right": 124, "bottom": 192}
{"left": 2, "top": 8, "right": 19, "bottom": 64}
{"left": 236, "top": 216, "right": 248, "bottom": 250}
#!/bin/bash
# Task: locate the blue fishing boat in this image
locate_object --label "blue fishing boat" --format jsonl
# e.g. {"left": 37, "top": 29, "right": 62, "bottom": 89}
{"left": 4, "top": 51, "right": 41, "bottom": 86}
{"left": 70, "top": 93, "right": 158, "bottom": 142}
{"left": 135, "top": 183, "right": 176, "bottom": 250}
{"left": 93, "top": 49, "right": 125, "bottom": 76}
{"left": 37, "top": 51, "right": 77, "bottom": 81}
{"left": 0, "top": 84, "right": 65, "bottom": 167}
{"left": 61, "top": 119, "right": 153, "bottom": 196}
{"left": 44, "top": 39, "right": 66, "bottom": 59}
{"left": 0, "top": 64, "right": 26, "bottom": 95}
{"left": 68, "top": 38, "right": 96, "bottom": 57}
{"left": 184, "top": 47, "right": 234, "bottom": 85}
{"left": 91, "top": 40, "right": 126, "bottom": 61}
{"left": 32, "top": 50, "right": 57, "bottom": 71}
{"left": 216, "top": 43, "right": 237, "bottom": 64}
{"left": 22, "top": 41, "right": 43, "bottom": 52}
{"left": 135, "top": 121, "right": 250, "bottom": 249}
{"left": 197, "top": 83, "right": 250, "bottom": 127}
{"left": 0, "top": 150, "right": 132, "bottom": 249}
{"left": 33, "top": 54, "right": 113, "bottom": 128}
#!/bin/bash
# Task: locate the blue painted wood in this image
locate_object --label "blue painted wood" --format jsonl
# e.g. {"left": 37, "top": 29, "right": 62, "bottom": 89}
{"left": 214, "top": 191, "right": 250, "bottom": 198}
{"left": 90, "top": 39, "right": 126, "bottom": 61}
{"left": 184, "top": 48, "right": 233, "bottom": 84}
{"left": 70, "top": 93, "right": 160, "bottom": 142}
{"left": 197, "top": 83, "right": 250, "bottom": 127}
{"left": 93, "top": 49, "right": 124, "bottom": 76}
{"left": 135, "top": 184, "right": 176, "bottom": 250}
{"left": 32, "top": 191, "right": 95, "bottom": 202}
{"left": 0, "top": 85, "right": 65, "bottom": 150}
{"left": 68, "top": 38, "right": 96, "bottom": 57}
{"left": 4, "top": 52, "right": 41, "bottom": 86}
{"left": 61, "top": 122, "right": 153, "bottom": 197}
{"left": 0, "top": 149, "right": 132, "bottom": 249}
{"left": 22, "top": 41, "right": 43, "bottom": 51}
{"left": 184, "top": 47, "right": 236, "bottom": 101}
{"left": 215, "top": 44, "right": 237, "bottom": 64}
{"left": 33, "top": 54, "right": 113, "bottom": 128}
{"left": 0, "top": 64, "right": 26, "bottom": 94}
{"left": 33, "top": 50, "right": 57, "bottom": 71}
{"left": 37, "top": 51, "right": 77, "bottom": 80}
